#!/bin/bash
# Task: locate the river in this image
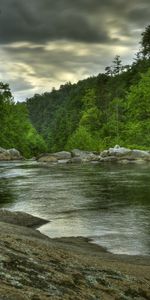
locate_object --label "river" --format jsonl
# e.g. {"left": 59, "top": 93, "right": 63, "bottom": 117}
{"left": 0, "top": 161, "right": 150, "bottom": 256}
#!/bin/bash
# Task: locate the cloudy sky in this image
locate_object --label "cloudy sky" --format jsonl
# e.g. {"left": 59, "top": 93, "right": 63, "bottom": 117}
{"left": 0, "top": 0, "right": 149, "bottom": 101}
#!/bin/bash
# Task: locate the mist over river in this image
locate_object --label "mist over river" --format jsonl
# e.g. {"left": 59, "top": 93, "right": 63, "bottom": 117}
{"left": 0, "top": 161, "right": 150, "bottom": 256}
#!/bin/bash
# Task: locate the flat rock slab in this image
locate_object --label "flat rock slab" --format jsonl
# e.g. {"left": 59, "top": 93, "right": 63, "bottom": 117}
{"left": 0, "top": 209, "right": 48, "bottom": 228}
{"left": 0, "top": 211, "right": 150, "bottom": 300}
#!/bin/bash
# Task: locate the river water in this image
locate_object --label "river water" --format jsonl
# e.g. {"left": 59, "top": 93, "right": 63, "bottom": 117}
{"left": 0, "top": 161, "right": 150, "bottom": 256}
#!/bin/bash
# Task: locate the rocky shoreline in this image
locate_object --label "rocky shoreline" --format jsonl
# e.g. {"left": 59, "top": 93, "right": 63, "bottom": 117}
{"left": 0, "top": 210, "right": 150, "bottom": 300}
{"left": 37, "top": 146, "right": 150, "bottom": 165}
{"left": 1, "top": 145, "right": 150, "bottom": 164}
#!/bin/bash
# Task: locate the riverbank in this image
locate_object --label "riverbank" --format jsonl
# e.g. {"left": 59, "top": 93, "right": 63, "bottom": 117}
{"left": 37, "top": 146, "right": 150, "bottom": 164}
{"left": 0, "top": 210, "right": 149, "bottom": 300}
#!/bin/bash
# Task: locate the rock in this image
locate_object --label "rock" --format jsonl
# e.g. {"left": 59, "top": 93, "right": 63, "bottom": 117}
{"left": 58, "top": 159, "right": 70, "bottom": 164}
{"left": 100, "top": 145, "right": 150, "bottom": 163}
{"left": 38, "top": 155, "right": 58, "bottom": 162}
{"left": 100, "top": 156, "right": 118, "bottom": 162}
{"left": 53, "top": 151, "right": 71, "bottom": 160}
{"left": 0, "top": 151, "right": 11, "bottom": 161}
{"left": 0, "top": 209, "right": 48, "bottom": 228}
{"left": 8, "top": 148, "right": 23, "bottom": 160}
{"left": 71, "top": 149, "right": 99, "bottom": 162}
{"left": 100, "top": 150, "right": 109, "bottom": 157}
{"left": 125, "top": 149, "right": 150, "bottom": 160}
{"left": 0, "top": 147, "right": 6, "bottom": 153}
{"left": 0, "top": 211, "right": 149, "bottom": 300}
{"left": 69, "top": 157, "right": 82, "bottom": 163}
{"left": 0, "top": 147, "right": 22, "bottom": 161}
{"left": 37, "top": 146, "right": 150, "bottom": 164}
{"left": 37, "top": 151, "right": 71, "bottom": 163}
{"left": 101, "top": 145, "right": 131, "bottom": 157}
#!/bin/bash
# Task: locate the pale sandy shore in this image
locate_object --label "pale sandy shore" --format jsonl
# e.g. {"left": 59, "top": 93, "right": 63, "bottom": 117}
{"left": 0, "top": 210, "right": 150, "bottom": 300}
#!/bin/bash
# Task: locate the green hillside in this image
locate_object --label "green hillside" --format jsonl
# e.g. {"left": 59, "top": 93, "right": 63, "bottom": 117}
{"left": 26, "top": 25, "right": 150, "bottom": 152}
{"left": 1, "top": 25, "right": 150, "bottom": 157}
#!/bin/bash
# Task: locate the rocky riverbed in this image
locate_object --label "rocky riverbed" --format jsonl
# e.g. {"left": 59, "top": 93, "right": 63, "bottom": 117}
{"left": 0, "top": 210, "right": 150, "bottom": 300}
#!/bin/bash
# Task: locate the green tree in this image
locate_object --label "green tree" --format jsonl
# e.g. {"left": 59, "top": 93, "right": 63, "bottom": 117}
{"left": 141, "top": 25, "right": 150, "bottom": 58}
{"left": 124, "top": 68, "right": 150, "bottom": 146}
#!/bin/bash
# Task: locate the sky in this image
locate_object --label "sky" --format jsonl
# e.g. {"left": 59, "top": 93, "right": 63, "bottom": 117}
{"left": 0, "top": 0, "right": 149, "bottom": 101}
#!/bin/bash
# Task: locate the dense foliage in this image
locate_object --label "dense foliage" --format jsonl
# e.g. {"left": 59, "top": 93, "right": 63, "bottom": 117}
{"left": 0, "top": 83, "right": 47, "bottom": 157}
{"left": 26, "top": 26, "right": 150, "bottom": 152}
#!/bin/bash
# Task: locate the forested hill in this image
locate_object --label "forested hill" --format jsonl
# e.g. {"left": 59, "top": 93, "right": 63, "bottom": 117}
{"left": 26, "top": 25, "right": 150, "bottom": 152}
{"left": 1, "top": 26, "right": 150, "bottom": 158}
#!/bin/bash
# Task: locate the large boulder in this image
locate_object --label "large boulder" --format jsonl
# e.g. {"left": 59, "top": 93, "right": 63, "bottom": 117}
{"left": 53, "top": 151, "right": 71, "bottom": 160}
{"left": 0, "top": 147, "right": 22, "bottom": 161}
{"left": 101, "top": 145, "right": 131, "bottom": 158}
{"left": 0, "top": 147, "right": 11, "bottom": 160}
{"left": 7, "top": 148, "right": 22, "bottom": 159}
{"left": 37, "top": 151, "right": 71, "bottom": 163}
{"left": 100, "top": 145, "right": 150, "bottom": 162}
{"left": 124, "top": 149, "right": 150, "bottom": 161}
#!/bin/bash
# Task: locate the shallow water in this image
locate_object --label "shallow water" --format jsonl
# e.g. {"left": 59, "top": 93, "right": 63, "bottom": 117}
{"left": 0, "top": 161, "right": 150, "bottom": 255}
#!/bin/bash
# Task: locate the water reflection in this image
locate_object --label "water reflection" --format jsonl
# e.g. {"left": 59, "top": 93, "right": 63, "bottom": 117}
{"left": 0, "top": 161, "right": 150, "bottom": 255}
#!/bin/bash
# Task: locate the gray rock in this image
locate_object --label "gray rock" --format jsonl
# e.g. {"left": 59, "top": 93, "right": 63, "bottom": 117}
{"left": 58, "top": 159, "right": 70, "bottom": 164}
{"left": 0, "top": 147, "right": 6, "bottom": 153}
{"left": 53, "top": 151, "right": 71, "bottom": 160}
{"left": 125, "top": 149, "right": 150, "bottom": 160}
{"left": 0, "top": 151, "right": 11, "bottom": 161}
{"left": 0, "top": 147, "right": 22, "bottom": 161}
{"left": 100, "top": 145, "right": 150, "bottom": 163}
{"left": 69, "top": 157, "right": 82, "bottom": 163}
{"left": 0, "top": 209, "right": 48, "bottom": 228}
{"left": 38, "top": 155, "right": 58, "bottom": 162}
{"left": 71, "top": 149, "right": 99, "bottom": 162}
{"left": 100, "top": 156, "right": 118, "bottom": 162}
{"left": 108, "top": 145, "right": 131, "bottom": 157}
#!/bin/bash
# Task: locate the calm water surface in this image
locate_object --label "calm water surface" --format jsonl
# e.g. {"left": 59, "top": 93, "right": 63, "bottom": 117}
{"left": 0, "top": 161, "right": 150, "bottom": 256}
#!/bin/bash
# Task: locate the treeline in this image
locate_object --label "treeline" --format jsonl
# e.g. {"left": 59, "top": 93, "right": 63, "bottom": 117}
{"left": 26, "top": 25, "right": 150, "bottom": 152}
{"left": 1, "top": 26, "right": 150, "bottom": 157}
{"left": 0, "top": 83, "right": 47, "bottom": 157}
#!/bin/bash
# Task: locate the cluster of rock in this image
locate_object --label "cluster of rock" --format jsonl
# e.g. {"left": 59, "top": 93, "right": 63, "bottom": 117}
{"left": 0, "top": 147, "right": 23, "bottom": 161}
{"left": 100, "top": 145, "right": 150, "bottom": 163}
{"left": 37, "top": 145, "right": 150, "bottom": 164}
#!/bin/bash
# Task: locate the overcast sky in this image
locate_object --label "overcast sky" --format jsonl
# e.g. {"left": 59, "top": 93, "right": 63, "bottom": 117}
{"left": 0, "top": 0, "right": 149, "bottom": 101}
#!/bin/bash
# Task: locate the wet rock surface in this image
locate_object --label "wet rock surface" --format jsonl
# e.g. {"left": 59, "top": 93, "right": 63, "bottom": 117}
{"left": 0, "top": 210, "right": 150, "bottom": 299}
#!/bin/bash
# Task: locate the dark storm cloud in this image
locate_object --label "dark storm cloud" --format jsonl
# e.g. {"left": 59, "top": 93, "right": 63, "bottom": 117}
{"left": 0, "top": 0, "right": 109, "bottom": 44}
{"left": 0, "top": 0, "right": 150, "bottom": 101}
{"left": 0, "top": 0, "right": 149, "bottom": 45}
